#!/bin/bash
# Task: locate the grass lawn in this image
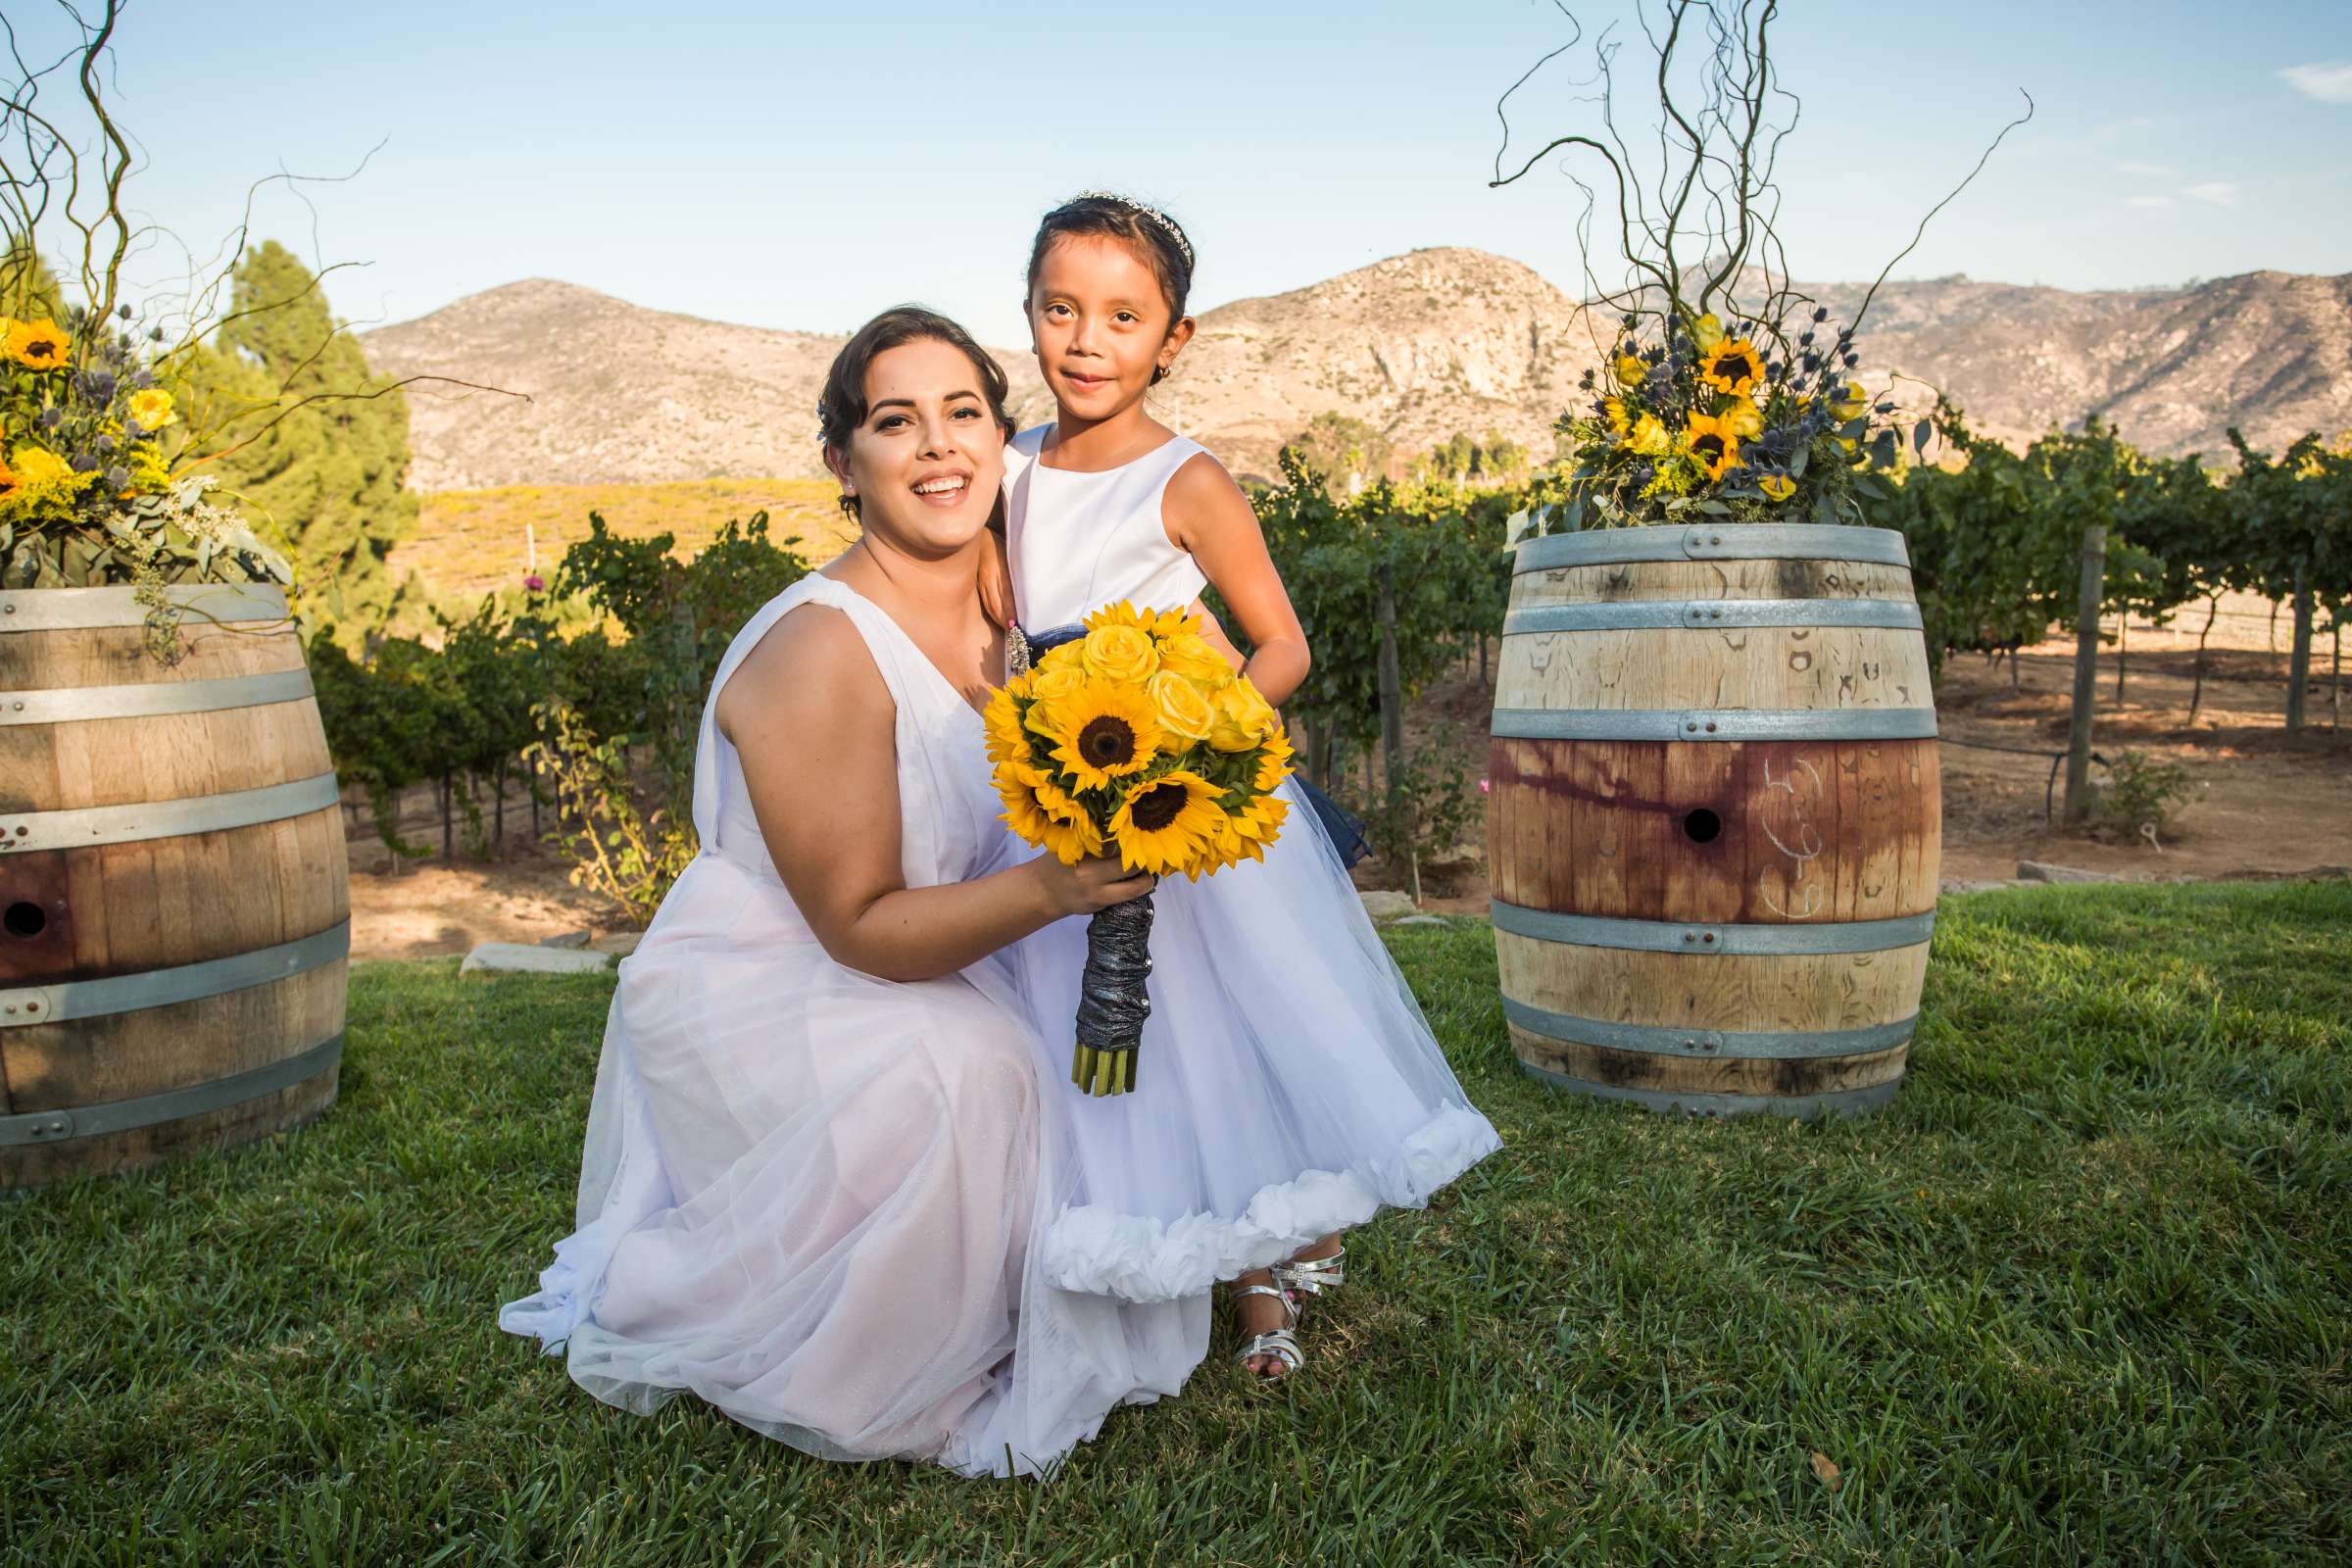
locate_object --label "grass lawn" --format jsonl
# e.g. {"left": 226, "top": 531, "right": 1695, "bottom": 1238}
{"left": 3, "top": 882, "right": 2346, "bottom": 1565}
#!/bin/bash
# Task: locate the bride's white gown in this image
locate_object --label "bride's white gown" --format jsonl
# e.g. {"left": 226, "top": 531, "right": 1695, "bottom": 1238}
{"left": 498, "top": 572, "right": 1206, "bottom": 1479}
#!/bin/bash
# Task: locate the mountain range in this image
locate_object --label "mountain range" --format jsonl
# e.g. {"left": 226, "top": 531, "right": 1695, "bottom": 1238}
{"left": 362, "top": 249, "right": 2352, "bottom": 491}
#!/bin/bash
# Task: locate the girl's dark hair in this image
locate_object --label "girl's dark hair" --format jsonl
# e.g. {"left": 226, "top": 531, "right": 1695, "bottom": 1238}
{"left": 1024, "top": 192, "right": 1195, "bottom": 384}
{"left": 817, "top": 307, "right": 1014, "bottom": 516}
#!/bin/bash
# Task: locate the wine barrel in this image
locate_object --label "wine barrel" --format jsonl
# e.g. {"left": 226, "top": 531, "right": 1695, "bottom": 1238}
{"left": 1486, "top": 522, "right": 1939, "bottom": 1118}
{"left": 0, "top": 583, "right": 348, "bottom": 1188}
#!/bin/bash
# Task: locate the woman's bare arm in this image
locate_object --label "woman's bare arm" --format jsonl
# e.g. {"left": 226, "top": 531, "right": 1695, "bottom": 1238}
{"left": 718, "top": 604, "right": 1148, "bottom": 982}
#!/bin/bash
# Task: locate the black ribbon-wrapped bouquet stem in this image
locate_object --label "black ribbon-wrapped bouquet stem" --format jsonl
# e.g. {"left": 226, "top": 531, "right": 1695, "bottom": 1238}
{"left": 1071, "top": 891, "right": 1154, "bottom": 1095}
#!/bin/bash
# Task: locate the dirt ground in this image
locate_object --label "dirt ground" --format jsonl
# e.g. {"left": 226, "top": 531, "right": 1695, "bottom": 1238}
{"left": 346, "top": 628, "right": 2350, "bottom": 957}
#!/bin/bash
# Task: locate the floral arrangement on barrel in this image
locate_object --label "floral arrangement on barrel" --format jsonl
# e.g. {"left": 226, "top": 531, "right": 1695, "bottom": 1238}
{"left": 0, "top": 303, "right": 290, "bottom": 657}
{"left": 985, "top": 602, "right": 1294, "bottom": 1097}
{"left": 1551, "top": 303, "right": 1927, "bottom": 532}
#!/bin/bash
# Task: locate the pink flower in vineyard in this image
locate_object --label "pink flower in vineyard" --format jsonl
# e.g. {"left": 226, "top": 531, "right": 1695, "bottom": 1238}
{"left": 1479, "top": 777, "right": 1491, "bottom": 795}
{"left": 523, "top": 573, "right": 545, "bottom": 592}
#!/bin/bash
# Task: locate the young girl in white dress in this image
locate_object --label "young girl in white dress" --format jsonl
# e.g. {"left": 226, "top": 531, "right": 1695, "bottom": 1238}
{"left": 500, "top": 309, "right": 1206, "bottom": 1478}
{"left": 998, "top": 194, "right": 1503, "bottom": 1379}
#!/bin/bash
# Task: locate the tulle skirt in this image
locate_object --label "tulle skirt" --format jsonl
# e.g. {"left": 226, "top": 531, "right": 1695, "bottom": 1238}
{"left": 499, "top": 853, "right": 1207, "bottom": 1479}
{"left": 1005, "top": 777, "right": 1504, "bottom": 1303}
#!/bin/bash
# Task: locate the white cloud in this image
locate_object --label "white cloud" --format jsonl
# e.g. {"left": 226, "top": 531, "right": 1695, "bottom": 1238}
{"left": 2124, "top": 195, "right": 2176, "bottom": 209}
{"left": 2280, "top": 60, "right": 2352, "bottom": 104}
{"left": 2181, "top": 181, "right": 2239, "bottom": 206}
{"left": 2115, "top": 161, "right": 2173, "bottom": 176}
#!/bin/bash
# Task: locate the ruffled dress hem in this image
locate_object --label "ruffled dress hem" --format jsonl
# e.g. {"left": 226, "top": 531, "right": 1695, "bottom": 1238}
{"left": 1037, "top": 1102, "right": 1500, "bottom": 1302}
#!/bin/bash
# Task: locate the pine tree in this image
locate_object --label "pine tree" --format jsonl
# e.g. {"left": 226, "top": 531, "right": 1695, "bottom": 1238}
{"left": 202, "top": 241, "right": 419, "bottom": 630}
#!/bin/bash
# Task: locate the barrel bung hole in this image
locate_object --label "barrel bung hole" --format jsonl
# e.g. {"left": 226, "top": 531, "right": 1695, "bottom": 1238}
{"left": 1682, "top": 808, "right": 1724, "bottom": 845}
{"left": 4, "top": 901, "right": 44, "bottom": 939}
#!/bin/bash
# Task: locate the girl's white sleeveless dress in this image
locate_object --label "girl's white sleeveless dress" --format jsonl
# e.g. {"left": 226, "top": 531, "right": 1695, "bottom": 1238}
{"left": 1001, "top": 425, "right": 1503, "bottom": 1302}
{"left": 498, "top": 572, "right": 1207, "bottom": 1480}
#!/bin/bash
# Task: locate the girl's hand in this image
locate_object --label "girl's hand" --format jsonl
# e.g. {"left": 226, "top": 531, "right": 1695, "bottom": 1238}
{"left": 1032, "top": 854, "right": 1156, "bottom": 916}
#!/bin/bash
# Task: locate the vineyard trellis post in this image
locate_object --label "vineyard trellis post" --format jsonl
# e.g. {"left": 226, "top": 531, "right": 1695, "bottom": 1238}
{"left": 1376, "top": 563, "right": 1404, "bottom": 797}
{"left": 2286, "top": 560, "right": 2313, "bottom": 733}
{"left": 2064, "top": 523, "right": 2107, "bottom": 823}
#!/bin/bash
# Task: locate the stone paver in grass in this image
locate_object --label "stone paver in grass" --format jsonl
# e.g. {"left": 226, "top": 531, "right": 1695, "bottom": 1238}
{"left": 460, "top": 942, "right": 613, "bottom": 975}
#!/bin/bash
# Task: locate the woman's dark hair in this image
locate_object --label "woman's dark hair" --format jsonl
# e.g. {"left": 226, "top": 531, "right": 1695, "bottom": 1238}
{"left": 1024, "top": 192, "right": 1195, "bottom": 384}
{"left": 817, "top": 306, "right": 1014, "bottom": 516}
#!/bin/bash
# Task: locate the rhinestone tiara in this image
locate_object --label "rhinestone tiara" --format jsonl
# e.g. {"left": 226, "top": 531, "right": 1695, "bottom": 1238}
{"left": 1069, "top": 190, "right": 1195, "bottom": 270}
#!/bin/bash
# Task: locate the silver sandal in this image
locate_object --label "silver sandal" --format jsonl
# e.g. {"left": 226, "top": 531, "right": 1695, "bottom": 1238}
{"left": 1271, "top": 1246, "right": 1347, "bottom": 1300}
{"left": 1232, "top": 1283, "right": 1304, "bottom": 1380}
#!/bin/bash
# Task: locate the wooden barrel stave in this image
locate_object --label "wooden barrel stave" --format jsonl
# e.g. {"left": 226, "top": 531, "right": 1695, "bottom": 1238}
{"left": 1487, "top": 524, "right": 1938, "bottom": 1117}
{"left": 1, "top": 586, "right": 347, "bottom": 1187}
{"left": 1490, "top": 737, "right": 1938, "bottom": 922}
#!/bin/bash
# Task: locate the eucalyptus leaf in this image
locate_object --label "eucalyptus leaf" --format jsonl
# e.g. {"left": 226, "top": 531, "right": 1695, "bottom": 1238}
{"left": 1913, "top": 419, "right": 1933, "bottom": 456}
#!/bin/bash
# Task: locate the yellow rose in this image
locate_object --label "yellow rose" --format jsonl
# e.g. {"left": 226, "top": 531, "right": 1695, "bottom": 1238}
{"left": 1156, "top": 631, "right": 1233, "bottom": 685}
{"left": 1720, "top": 397, "right": 1763, "bottom": 438}
{"left": 126, "top": 388, "right": 176, "bottom": 430}
{"left": 1038, "top": 640, "right": 1086, "bottom": 673}
{"left": 1628, "top": 415, "right": 1672, "bottom": 457}
{"left": 10, "top": 446, "right": 73, "bottom": 485}
{"left": 1207, "top": 680, "right": 1278, "bottom": 752}
{"left": 1830, "top": 382, "right": 1869, "bottom": 421}
{"left": 1612, "top": 353, "right": 1646, "bottom": 388}
{"left": 1081, "top": 623, "right": 1157, "bottom": 685}
{"left": 1023, "top": 664, "right": 1089, "bottom": 736}
{"left": 1149, "top": 670, "right": 1217, "bottom": 741}
{"left": 1758, "top": 474, "right": 1795, "bottom": 503}
{"left": 1690, "top": 312, "right": 1726, "bottom": 354}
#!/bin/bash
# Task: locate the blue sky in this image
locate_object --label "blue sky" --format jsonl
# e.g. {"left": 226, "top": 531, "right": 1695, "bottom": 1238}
{"left": 17, "top": 0, "right": 2350, "bottom": 344}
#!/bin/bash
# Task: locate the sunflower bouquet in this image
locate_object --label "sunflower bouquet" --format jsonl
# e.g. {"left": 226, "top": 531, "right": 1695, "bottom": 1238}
{"left": 1550, "top": 305, "right": 1919, "bottom": 532}
{"left": 1, "top": 305, "right": 291, "bottom": 657}
{"left": 984, "top": 602, "right": 1295, "bottom": 1097}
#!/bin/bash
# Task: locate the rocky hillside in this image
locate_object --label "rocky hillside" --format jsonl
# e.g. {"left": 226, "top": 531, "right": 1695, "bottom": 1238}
{"left": 364, "top": 253, "right": 2352, "bottom": 490}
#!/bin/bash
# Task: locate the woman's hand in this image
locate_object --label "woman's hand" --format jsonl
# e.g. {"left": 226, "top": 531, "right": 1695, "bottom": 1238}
{"left": 1031, "top": 855, "right": 1156, "bottom": 917}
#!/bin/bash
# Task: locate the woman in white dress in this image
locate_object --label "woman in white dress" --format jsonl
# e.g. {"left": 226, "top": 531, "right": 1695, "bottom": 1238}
{"left": 498, "top": 308, "right": 1207, "bottom": 1479}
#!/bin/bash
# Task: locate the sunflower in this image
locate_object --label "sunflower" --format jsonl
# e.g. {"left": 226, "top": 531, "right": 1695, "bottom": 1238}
{"left": 1110, "top": 768, "right": 1228, "bottom": 876}
{"left": 1602, "top": 396, "right": 1629, "bottom": 436}
{"left": 3, "top": 318, "right": 70, "bottom": 369}
{"left": 0, "top": 454, "right": 17, "bottom": 505}
{"left": 1209, "top": 789, "right": 1291, "bottom": 871}
{"left": 1758, "top": 474, "right": 1796, "bottom": 503}
{"left": 995, "top": 770, "right": 1056, "bottom": 847}
{"left": 1697, "top": 337, "right": 1764, "bottom": 398}
{"left": 1251, "top": 726, "right": 1296, "bottom": 792}
{"left": 1031, "top": 774, "right": 1105, "bottom": 864}
{"left": 984, "top": 680, "right": 1035, "bottom": 763}
{"left": 1042, "top": 679, "right": 1162, "bottom": 791}
{"left": 1683, "top": 413, "right": 1742, "bottom": 480}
